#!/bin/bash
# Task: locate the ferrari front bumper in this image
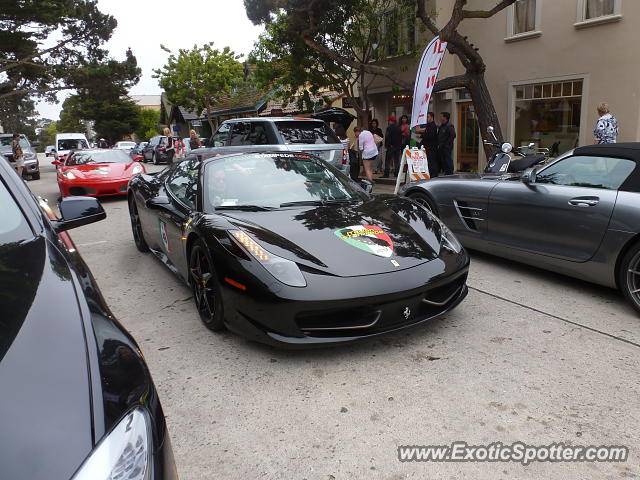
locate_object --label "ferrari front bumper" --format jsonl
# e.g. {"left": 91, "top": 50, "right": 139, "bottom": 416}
{"left": 59, "top": 178, "right": 130, "bottom": 197}
{"left": 220, "top": 251, "right": 470, "bottom": 347}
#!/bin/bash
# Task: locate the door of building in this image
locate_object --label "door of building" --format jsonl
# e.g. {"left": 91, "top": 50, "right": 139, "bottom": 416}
{"left": 457, "top": 102, "right": 479, "bottom": 172}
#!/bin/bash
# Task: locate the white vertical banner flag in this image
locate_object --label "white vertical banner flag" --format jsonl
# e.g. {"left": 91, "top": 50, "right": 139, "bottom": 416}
{"left": 410, "top": 37, "right": 447, "bottom": 129}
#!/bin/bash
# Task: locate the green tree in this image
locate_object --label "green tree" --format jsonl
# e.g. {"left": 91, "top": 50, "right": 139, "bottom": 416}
{"left": 0, "top": 0, "right": 116, "bottom": 102}
{"left": 245, "top": 0, "right": 518, "bottom": 155}
{"left": 134, "top": 108, "right": 161, "bottom": 141}
{"left": 0, "top": 94, "right": 37, "bottom": 137}
{"left": 37, "top": 120, "right": 58, "bottom": 148}
{"left": 56, "top": 49, "right": 142, "bottom": 143}
{"left": 249, "top": 0, "right": 414, "bottom": 126}
{"left": 154, "top": 43, "right": 244, "bottom": 132}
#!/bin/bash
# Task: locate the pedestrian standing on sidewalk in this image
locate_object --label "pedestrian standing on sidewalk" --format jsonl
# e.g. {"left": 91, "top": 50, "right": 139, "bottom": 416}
{"left": 189, "top": 129, "right": 203, "bottom": 150}
{"left": 594, "top": 103, "right": 619, "bottom": 144}
{"left": 383, "top": 116, "right": 402, "bottom": 178}
{"left": 437, "top": 112, "right": 456, "bottom": 175}
{"left": 11, "top": 134, "right": 24, "bottom": 177}
{"left": 419, "top": 112, "right": 439, "bottom": 177}
{"left": 369, "top": 119, "right": 384, "bottom": 174}
{"left": 399, "top": 114, "right": 411, "bottom": 150}
{"left": 163, "top": 127, "right": 175, "bottom": 164}
{"left": 354, "top": 126, "right": 378, "bottom": 182}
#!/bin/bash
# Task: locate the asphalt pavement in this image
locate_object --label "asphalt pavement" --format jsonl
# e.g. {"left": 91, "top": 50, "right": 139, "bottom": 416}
{"left": 28, "top": 154, "right": 640, "bottom": 479}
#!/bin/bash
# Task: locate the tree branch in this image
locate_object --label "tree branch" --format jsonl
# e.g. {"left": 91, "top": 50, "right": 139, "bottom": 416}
{"left": 0, "top": 35, "right": 80, "bottom": 75}
{"left": 463, "top": 0, "right": 517, "bottom": 19}
{"left": 0, "top": 84, "right": 80, "bottom": 101}
{"left": 433, "top": 74, "right": 469, "bottom": 93}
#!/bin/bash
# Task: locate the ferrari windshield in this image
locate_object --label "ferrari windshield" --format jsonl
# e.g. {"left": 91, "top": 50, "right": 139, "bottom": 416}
{"left": 67, "top": 150, "right": 132, "bottom": 165}
{"left": 204, "top": 153, "right": 362, "bottom": 210}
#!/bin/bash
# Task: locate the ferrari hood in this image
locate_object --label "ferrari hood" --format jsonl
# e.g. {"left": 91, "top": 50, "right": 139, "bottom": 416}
{"left": 0, "top": 237, "right": 93, "bottom": 480}
{"left": 219, "top": 196, "right": 443, "bottom": 277}
{"left": 65, "top": 162, "right": 135, "bottom": 179}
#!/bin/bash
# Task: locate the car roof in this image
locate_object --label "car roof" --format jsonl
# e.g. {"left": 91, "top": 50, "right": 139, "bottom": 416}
{"left": 56, "top": 133, "right": 87, "bottom": 139}
{"left": 574, "top": 143, "right": 640, "bottom": 163}
{"left": 223, "top": 117, "right": 325, "bottom": 123}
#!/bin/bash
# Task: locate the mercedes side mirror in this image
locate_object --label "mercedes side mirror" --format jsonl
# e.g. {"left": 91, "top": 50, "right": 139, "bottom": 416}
{"left": 521, "top": 167, "right": 537, "bottom": 185}
{"left": 52, "top": 196, "right": 106, "bottom": 232}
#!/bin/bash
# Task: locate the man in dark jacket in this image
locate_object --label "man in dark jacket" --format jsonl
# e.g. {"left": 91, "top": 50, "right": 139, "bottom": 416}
{"left": 383, "top": 116, "right": 402, "bottom": 178}
{"left": 419, "top": 112, "right": 439, "bottom": 177}
{"left": 437, "top": 112, "right": 456, "bottom": 175}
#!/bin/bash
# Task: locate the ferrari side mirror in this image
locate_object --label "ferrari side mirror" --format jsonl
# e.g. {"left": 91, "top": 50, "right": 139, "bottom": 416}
{"left": 52, "top": 196, "right": 106, "bottom": 232}
{"left": 146, "top": 195, "right": 170, "bottom": 209}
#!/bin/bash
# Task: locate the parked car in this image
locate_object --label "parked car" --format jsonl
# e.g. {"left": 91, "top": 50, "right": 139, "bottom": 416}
{"left": 0, "top": 133, "right": 40, "bottom": 179}
{"left": 55, "top": 133, "right": 90, "bottom": 163}
{"left": 0, "top": 159, "right": 176, "bottom": 480}
{"left": 400, "top": 142, "right": 640, "bottom": 314}
{"left": 45, "top": 145, "right": 56, "bottom": 157}
{"left": 131, "top": 141, "right": 148, "bottom": 158}
{"left": 128, "top": 150, "right": 469, "bottom": 347}
{"left": 114, "top": 141, "right": 137, "bottom": 150}
{"left": 55, "top": 148, "right": 146, "bottom": 197}
{"left": 196, "top": 117, "right": 350, "bottom": 174}
{"left": 142, "top": 135, "right": 172, "bottom": 164}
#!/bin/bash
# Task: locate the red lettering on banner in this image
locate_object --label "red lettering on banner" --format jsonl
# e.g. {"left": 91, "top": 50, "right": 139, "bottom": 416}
{"left": 425, "top": 74, "right": 436, "bottom": 89}
{"left": 437, "top": 41, "right": 446, "bottom": 54}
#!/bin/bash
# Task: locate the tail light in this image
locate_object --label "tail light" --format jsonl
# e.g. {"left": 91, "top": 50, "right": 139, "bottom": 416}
{"left": 342, "top": 148, "right": 348, "bottom": 165}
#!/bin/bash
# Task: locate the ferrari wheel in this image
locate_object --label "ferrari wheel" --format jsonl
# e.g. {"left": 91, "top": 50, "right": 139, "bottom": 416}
{"left": 128, "top": 197, "right": 149, "bottom": 252}
{"left": 189, "top": 240, "right": 225, "bottom": 331}
{"left": 409, "top": 192, "right": 438, "bottom": 216}
{"left": 619, "top": 242, "right": 640, "bottom": 314}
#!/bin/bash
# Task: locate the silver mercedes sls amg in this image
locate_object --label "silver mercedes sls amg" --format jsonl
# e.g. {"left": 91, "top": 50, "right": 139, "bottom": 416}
{"left": 400, "top": 143, "right": 640, "bottom": 314}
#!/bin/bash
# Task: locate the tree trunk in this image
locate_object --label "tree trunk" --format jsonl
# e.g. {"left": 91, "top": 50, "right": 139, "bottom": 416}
{"left": 205, "top": 102, "right": 215, "bottom": 135}
{"left": 466, "top": 71, "right": 504, "bottom": 162}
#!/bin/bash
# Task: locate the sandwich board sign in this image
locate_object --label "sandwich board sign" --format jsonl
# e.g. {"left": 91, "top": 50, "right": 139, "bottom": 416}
{"left": 394, "top": 147, "right": 430, "bottom": 194}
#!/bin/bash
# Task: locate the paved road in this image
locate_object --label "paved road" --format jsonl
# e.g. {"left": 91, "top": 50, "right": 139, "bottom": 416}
{"left": 29, "top": 155, "right": 640, "bottom": 479}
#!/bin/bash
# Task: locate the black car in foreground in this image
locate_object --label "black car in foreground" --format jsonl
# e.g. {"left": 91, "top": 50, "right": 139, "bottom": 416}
{"left": 0, "top": 160, "right": 176, "bottom": 479}
{"left": 128, "top": 151, "right": 469, "bottom": 347}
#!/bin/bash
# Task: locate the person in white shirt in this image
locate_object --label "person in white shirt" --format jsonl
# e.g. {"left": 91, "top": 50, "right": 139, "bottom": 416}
{"left": 354, "top": 126, "right": 378, "bottom": 182}
{"left": 594, "top": 103, "right": 619, "bottom": 144}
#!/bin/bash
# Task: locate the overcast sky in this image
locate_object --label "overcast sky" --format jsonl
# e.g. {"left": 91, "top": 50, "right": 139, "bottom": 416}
{"left": 36, "top": 0, "right": 263, "bottom": 120}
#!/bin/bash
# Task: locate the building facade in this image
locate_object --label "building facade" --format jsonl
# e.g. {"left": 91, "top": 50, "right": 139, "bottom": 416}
{"left": 368, "top": 0, "right": 638, "bottom": 171}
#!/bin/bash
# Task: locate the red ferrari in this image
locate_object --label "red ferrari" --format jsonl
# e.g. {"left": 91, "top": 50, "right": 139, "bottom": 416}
{"left": 56, "top": 149, "right": 146, "bottom": 197}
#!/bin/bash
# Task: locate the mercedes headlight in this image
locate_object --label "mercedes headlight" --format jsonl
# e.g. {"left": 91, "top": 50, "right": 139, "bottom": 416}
{"left": 64, "top": 171, "right": 77, "bottom": 180}
{"left": 24, "top": 152, "right": 36, "bottom": 160}
{"left": 230, "top": 230, "right": 306, "bottom": 287}
{"left": 71, "top": 408, "right": 152, "bottom": 480}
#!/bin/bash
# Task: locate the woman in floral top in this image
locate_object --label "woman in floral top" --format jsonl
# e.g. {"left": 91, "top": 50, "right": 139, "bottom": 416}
{"left": 594, "top": 103, "right": 619, "bottom": 144}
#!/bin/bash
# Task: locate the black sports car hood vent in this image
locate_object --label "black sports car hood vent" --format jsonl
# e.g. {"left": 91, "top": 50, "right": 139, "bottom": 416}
{"left": 219, "top": 196, "right": 442, "bottom": 277}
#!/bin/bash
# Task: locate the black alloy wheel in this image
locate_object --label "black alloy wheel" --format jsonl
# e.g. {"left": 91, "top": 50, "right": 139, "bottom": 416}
{"left": 189, "top": 240, "right": 225, "bottom": 331}
{"left": 129, "top": 197, "right": 149, "bottom": 252}
{"left": 620, "top": 242, "right": 640, "bottom": 314}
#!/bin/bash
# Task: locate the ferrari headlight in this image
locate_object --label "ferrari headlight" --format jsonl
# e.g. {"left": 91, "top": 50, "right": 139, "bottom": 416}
{"left": 439, "top": 221, "right": 462, "bottom": 253}
{"left": 64, "top": 171, "right": 76, "bottom": 180}
{"left": 72, "top": 408, "right": 152, "bottom": 480}
{"left": 132, "top": 164, "right": 143, "bottom": 174}
{"left": 230, "top": 230, "right": 306, "bottom": 287}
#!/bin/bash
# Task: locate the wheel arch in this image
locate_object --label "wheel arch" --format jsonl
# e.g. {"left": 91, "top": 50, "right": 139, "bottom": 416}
{"left": 614, "top": 233, "right": 640, "bottom": 289}
{"left": 185, "top": 232, "right": 201, "bottom": 284}
{"left": 404, "top": 186, "right": 440, "bottom": 216}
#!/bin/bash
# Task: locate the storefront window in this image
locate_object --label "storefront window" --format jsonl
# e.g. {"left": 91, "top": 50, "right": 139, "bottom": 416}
{"left": 514, "top": 79, "right": 583, "bottom": 156}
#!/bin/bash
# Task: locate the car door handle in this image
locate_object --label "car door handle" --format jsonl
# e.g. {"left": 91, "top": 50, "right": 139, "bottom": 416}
{"left": 568, "top": 197, "right": 599, "bottom": 207}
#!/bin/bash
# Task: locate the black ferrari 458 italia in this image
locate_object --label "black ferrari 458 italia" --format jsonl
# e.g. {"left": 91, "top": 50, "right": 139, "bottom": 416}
{"left": 0, "top": 160, "right": 176, "bottom": 479}
{"left": 128, "top": 151, "right": 470, "bottom": 346}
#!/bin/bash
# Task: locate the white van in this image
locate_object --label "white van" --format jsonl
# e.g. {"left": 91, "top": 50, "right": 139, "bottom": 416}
{"left": 55, "top": 133, "right": 89, "bottom": 162}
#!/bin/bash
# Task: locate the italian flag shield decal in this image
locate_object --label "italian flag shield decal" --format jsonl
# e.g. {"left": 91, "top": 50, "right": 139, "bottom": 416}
{"left": 334, "top": 225, "right": 394, "bottom": 258}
